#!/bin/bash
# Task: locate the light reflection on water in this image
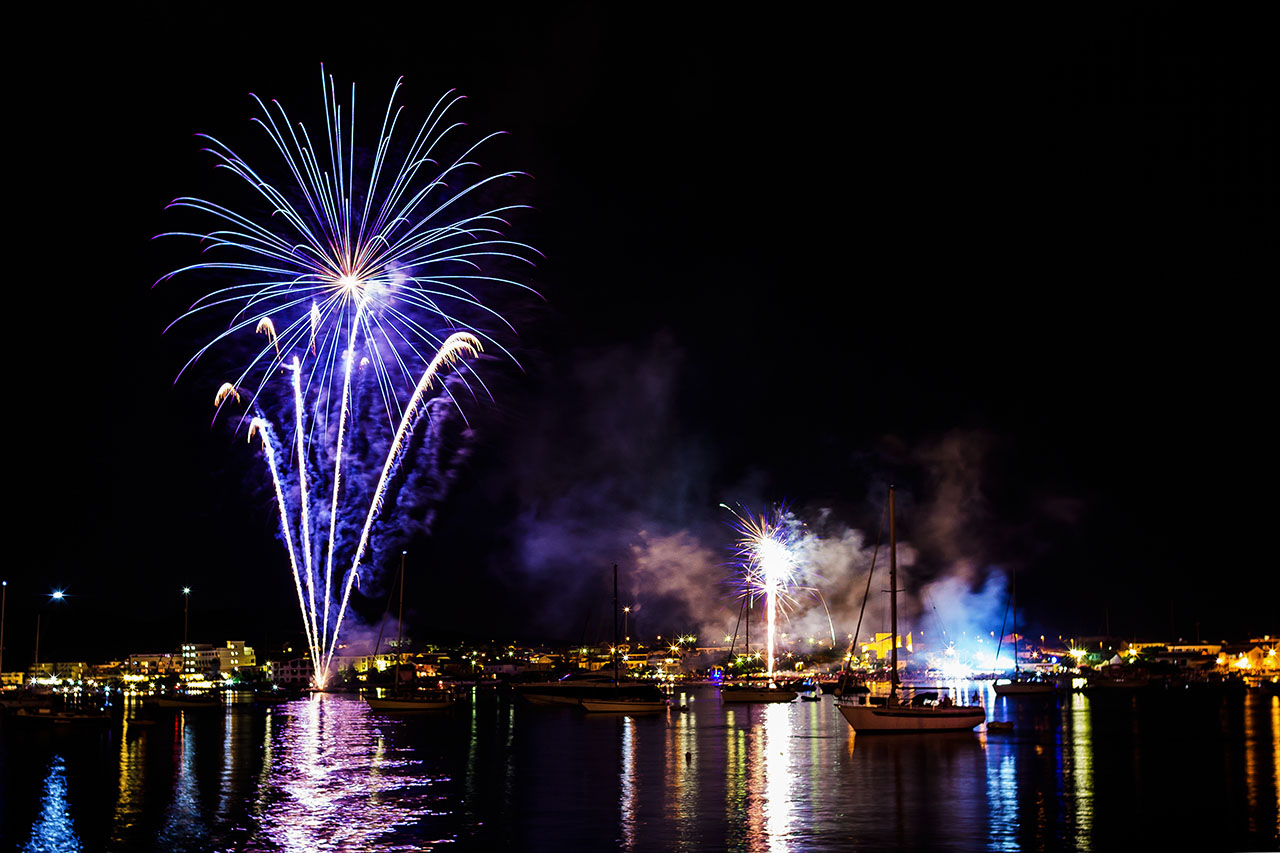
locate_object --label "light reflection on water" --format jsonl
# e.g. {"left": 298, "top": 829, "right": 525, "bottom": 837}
{"left": 22, "top": 754, "right": 81, "bottom": 853}
{"left": 4, "top": 684, "right": 1279, "bottom": 851}
{"left": 250, "top": 694, "right": 440, "bottom": 852}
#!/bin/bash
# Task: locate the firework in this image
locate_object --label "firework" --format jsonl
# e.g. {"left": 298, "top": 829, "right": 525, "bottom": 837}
{"left": 160, "top": 68, "right": 535, "bottom": 687}
{"left": 723, "top": 503, "right": 807, "bottom": 679}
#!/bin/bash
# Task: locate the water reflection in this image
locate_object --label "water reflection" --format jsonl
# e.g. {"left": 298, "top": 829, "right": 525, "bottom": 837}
{"left": 255, "top": 694, "right": 440, "bottom": 851}
{"left": 1272, "top": 696, "right": 1280, "bottom": 838}
{"left": 619, "top": 715, "right": 636, "bottom": 850}
{"left": 666, "top": 692, "right": 698, "bottom": 848}
{"left": 159, "top": 712, "right": 207, "bottom": 851}
{"left": 23, "top": 754, "right": 81, "bottom": 853}
{"left": 109, "top": 714, "right": 146, "bottom": 847}
{"left": 761, "top": 703, "right": 793, "bottom": 850}
{"left": 984, "top": 737, "right": 1017, "bottom": 851}
{"left": 1065, "top": 691, "right": 1094, "bottom": 848}
{"left": 9, "top": 681, "right": 1277, "bottom": 850}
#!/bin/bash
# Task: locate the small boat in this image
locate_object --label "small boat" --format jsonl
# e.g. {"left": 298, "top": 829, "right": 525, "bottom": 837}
{"left": 13, "top": 707, "right": 112, "bottom": 724}
{"left": 516, "top": 671, "right": 666, "bottom": 706}
{"left": 525, "top": 564, "right": 668, "bottom": 710}
{"left": 992, "top": 567, "right": 1055, "bottom": 697}
{"left": 1082, "top": 671, "right": 1150, "bottom": 692}
{"left": 836, "top": 487, "right": 985, "bottom": 733}
{"left": 366, "top": 689, "right": 456, "bottom": 712}
{"left": 802, "top": 693, "right": 821, "bottom": 702}
{"left": 719, "top": 683, "right": 798, "bottom": 703}
{"left": 578, "top": 696, "right": 670, "bottom": 713}
{"left": 156, "top": 692, "right": 221, "bottom": 709}
{"left": 986, "top": 720, "right": 1014, "bottom": 733}
{"left": 364, "top": 552, "right": 458, "bottom": 713}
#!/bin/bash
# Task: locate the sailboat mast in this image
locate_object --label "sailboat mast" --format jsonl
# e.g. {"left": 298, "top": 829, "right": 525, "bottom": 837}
{"left": 613, "top": 563, "right": 620, "bottom": 684}
{"left": 889, "top": 486, "right": 900, "bottom": 696}
{"left": 395, "top": 550, "right": 405, "bottom": 697}
{"left": 1012, "top": 566, "right": 1019, "bottom": 676}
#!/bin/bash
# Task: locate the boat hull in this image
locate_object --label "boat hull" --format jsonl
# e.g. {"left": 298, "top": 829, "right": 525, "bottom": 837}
{"left": 992, "top": 680, "right": 1056, "bottom": 696}
{"left": 578, "top": 698, "right": 669, "bottom": 713}
{"left": 13, "top": 708, "right": 112, "bottom": 724}
{"left": 837, "top": 702, "right": 985, "bottom": 732}
{"left": 515, "top": 679, "right": 665, "bottom": 706}
{"left": 365, "top": 695, "right": 455, "bottom": 711}
{"left": 719, "top": 686, "right": 797, "bottom": 703}
{"left": 155, "top": 697, "right": 220, "bottom": 709}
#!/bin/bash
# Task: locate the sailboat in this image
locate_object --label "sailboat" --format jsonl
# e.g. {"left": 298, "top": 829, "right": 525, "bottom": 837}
{"left": 836, "top": 487, "right": 985, "bottom": 733}
{"left": 719, "top": 582, "right": 796, "bottom": 704}
{"left": 578, "top": 563, "right": 669, "bottom": 713}
{"left": 365, "top": 552, "right": 456, "bottom": 712}
{"left": 992, "top": 567, "right": 1055, "bottom": 696}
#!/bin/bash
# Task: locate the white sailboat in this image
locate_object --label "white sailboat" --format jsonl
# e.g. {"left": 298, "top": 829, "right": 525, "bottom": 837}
{"left": 992, "top": 566, "right": 1055, "bottom": 696}
{"left": 578, "top": 563, "right": 669, "bottom": 713}
{"left": 365, "top": 552, "right": 457, "bottom": 712}
{"left": 836, "top": 487, "right": 985, "bottom": 733}
{"left": 718, "top": 584, "right": 796, "bottom": 704}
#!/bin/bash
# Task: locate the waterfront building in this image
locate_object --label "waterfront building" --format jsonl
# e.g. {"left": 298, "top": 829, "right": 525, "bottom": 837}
{"left": 181, "top": 643, "right": 219, "bottom": 676}
{"left": 861, "top": 632, "right": 914, "bottom": 661}
{"left": 216, "top": 640, "right": 256, "bottom": 672}
{"left": 25, "top": 661, "right": 88, "bottom": 684}
{"left": 266, "top": 657, "right": 313, "bottom": 687}
{"left": 127, "top": 652, "right": 182, "bottom": 676}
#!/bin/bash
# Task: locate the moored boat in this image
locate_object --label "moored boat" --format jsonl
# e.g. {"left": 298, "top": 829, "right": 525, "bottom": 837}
{"left": 993, "top": 676, "right": 1056, "bottom": 696}
{"left": 13, "top": 706, "right": 113, "bottom": 724}
{"left": 366, "top": 689, "right": 456, "bottom": 712}
{"left": 835, "top": 487, "right": 984, "bottom": 734}
{"left": 156, "top": 692, "right": 221, "bottom": 709}
{"left": 578, "top": 695, "right": 669, "bottom": 713}
{"left": 992, "top": 566, "right": 1056, "bottom": 697}
{"left": 719, "top": 683, "right": 798, "bottom": 703}
{"left": 363, "top": 553, "right": 458, "bottom": 713}
{"left": 516, "top": 672, "right": 667, "bottom": 706}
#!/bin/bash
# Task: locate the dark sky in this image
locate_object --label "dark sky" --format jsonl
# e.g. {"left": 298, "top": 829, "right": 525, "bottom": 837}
{"left": 8, "top": 6, "right": 1276, "bottom": 666}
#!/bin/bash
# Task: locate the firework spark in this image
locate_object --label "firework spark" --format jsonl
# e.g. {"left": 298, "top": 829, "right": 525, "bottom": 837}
{"left": 723, "top": 503, "right": 807, "bottom": 679}
{"left": 214, "top": 382, "right": 241, "bottom": 407}
{"left": 161, "top": 68, "right": 535, "bottom": 687}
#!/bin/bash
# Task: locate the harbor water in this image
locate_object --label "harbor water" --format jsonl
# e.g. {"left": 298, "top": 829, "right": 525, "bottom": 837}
{"left": 1, "top": 684, "right": 1277, "bottom": 851}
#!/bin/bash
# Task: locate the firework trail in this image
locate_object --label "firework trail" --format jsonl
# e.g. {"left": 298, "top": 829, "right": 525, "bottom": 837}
{"left": 723, "top": 503, "right": 808, "bottom": 679}
{"left": 159, "top": 67, "right": 536, "bottom": 687}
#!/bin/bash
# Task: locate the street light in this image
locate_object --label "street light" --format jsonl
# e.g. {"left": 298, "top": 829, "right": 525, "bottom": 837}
{"left": 35, "top": 589, "right": 67, "bottom": 672}
{"left": 1, "top": 580, "right": 7, "bottom": 680}
{"left": 182, "top": 587, "right": 192, "bottom": 646}
{"left": 622, "top": 606, "right": 631, "bottom": 642}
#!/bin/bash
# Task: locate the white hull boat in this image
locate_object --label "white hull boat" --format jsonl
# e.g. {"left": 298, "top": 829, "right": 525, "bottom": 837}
{"left": 578, "top": 696, "right": 669, "bottom": 713}
{"left": 837, "top": 700, "right": 985, "bottom": 732}
{"left": 366, "top": 691, "right": 455, "bottom": 711}
{"left": 719, "top": 684, "right": 797, "bottom": 703}
{"left": 837, "top": 487, "right": 984, "bottom": 734}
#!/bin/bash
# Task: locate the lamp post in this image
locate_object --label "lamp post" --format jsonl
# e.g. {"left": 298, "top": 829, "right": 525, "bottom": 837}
{"left": 182, "top": 587, "right": 191, "bottom": 646}
{"left": 1, "top": 580, "right": 7, "bottom": 680}
{"left": 622, "top": 606, "right": 631, "bottom": 642}
{"left": 34, "top": 590, "right": 66, "bottom": 675}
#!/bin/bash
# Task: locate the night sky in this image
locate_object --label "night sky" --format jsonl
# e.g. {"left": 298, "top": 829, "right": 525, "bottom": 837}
{"left": 9, "top": 7, "right": 1275, "bottom": 666}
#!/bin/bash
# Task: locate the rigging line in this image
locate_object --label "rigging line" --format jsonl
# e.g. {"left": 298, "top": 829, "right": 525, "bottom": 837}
{"left": 849, "top": 495, "right": 889, "bottom": 666}
{"left": 728, "top": 594, "right": 748, "bottom": 660}
{"left": 994, "top": 580, "right": 1013, "bottom": 672}
{"left": 928, "top": 593, "right": 949, "bottom": 645}
{"left": 371, "top": 554, "right": 404, "bottom": 658}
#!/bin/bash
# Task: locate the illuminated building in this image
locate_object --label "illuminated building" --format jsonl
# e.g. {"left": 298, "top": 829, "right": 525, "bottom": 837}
{"left": 181, "top": 643, "right": 218, "bottom": 676}
{"left": 860, "top": 632, "right": 914, "bottom": 661}
{"left": 216, "top": 640, "right": 256, "bottom": 672}
{"left": 127, "top": 652, "right": 182, "bottom": 676}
